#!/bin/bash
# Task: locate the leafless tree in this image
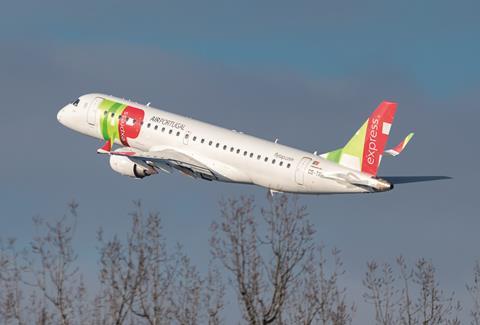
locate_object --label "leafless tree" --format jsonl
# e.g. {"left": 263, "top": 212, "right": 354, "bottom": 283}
{"left": 97, "top": 201, "right": 212, "bottom": 325}
{"left": 2, "top": 197, "right": 476, "bottom": 324}
{"left": 364, "top": 256, "right": 461, "bottom": 325}
{"left": 204, "top": 263, "right": 225, "bottom": 325}
{"left": 23, "top": 201, "right": 80, "bottom": 325}
{"left": 363, "top": 260, "right": 397, "bottom": 325}
{"left": 168, "top": 247, "right": 203, "bottom": 324}
{"left": 97, "top": 219, "right": 144, "bottom": 324}
{"left": 289, "top": 245, "right": 354, "bottom": 325}
{"left": 412, "top": 258, "right": 461, "bottom": 325}
{"left": 467, "top": 260, "right": 480, "bottom": 325}
{"left": 210, "top": 194, "right": 315, "bottom": 324}
{"left": 0, "top": 238, "right": 26, "bottom": 324}
{"left": 75, "top": 275, "right": 91, "bottom": 325}
{"left": 396, "top": 255, "right": 414, "bottom": 325}
{"left": 127, "top": 203, "right": 174, "bottom": 325}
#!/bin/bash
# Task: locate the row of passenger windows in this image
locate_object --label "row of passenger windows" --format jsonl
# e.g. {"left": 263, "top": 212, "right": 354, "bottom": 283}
{"left": 104, "top": 111, "right": 292, "bottom": 168}
{"left": 187, "top": 132, "right": 293, "bottom": 167}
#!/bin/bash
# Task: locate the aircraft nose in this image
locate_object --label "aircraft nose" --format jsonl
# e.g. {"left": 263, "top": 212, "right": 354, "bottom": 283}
{"left": 57, "top": 106, "right": 65, "bottom": 124}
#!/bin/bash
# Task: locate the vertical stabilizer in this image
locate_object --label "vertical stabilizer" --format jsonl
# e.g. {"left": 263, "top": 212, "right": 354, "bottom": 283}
{"left": 321, "top": 101, "right": 397, "bottom": 176}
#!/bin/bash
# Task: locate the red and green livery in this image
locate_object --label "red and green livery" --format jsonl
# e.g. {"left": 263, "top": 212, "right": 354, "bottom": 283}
{"left": 98, "top": 99, "right": 145, "bottom": 151}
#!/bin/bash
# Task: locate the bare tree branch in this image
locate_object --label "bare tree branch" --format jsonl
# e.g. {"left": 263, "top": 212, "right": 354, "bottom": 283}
{"left": 204, "top": 263, "right": 225, "bottom": 325}
{"left": 24, "top": 203, "right": 80, "bottom": 325}
{"left": 467, "top": 260, "right": 480, "bottom": 325}
{"left": 289, "top": 245, "right": 354, "bottom": 325}
{"left": 211, "top": 194, "right": 315, "bottom": 325}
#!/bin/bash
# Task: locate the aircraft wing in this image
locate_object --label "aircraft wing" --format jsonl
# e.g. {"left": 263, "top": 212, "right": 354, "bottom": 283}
{"left": 110, "top": 148, "right": 216, "bottom": 180}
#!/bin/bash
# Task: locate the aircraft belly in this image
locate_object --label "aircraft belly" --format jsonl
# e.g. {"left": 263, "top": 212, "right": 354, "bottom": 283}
{"left": 305, "top": 175, "right": 367, "bottom": 194}
{"left": 207, "top": 159, "right": 252, "bottom": 184}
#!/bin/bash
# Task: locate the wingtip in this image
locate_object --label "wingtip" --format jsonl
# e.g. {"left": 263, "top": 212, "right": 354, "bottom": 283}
{"left": 97, "top": 148, "right": 110, "bottom": 154}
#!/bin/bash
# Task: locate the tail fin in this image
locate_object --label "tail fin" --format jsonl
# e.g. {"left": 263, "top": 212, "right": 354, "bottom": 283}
{"left": 321, "top": 101, "right": 397, "bottom": 176}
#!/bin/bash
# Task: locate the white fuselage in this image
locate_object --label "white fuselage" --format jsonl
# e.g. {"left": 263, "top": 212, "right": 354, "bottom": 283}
{"left": 57, "top": 93, "right": 390, "bottom": 194}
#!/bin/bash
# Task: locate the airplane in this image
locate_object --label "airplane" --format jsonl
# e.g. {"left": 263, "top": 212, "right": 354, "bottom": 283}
{"left": 57, "top": 93, "right": 444, "bottom": 195}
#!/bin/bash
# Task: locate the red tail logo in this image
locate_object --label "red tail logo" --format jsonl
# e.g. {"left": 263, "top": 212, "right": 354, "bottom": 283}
{"left": 361, "top": 101, "right": 397, "bottom": 175}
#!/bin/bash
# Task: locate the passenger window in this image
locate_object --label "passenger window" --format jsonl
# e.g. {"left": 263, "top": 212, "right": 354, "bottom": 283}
{"left": 250, "top": 153, "right": 254, "bottom": 158}
{"left": 169, "top": 129, "right": 173, "bottom": 135}
{"left": 176, "top": 131, "right": 180, "bottom": 136}
{"left": 133, "top": 119, "right": 136, "bottom": 124}
{"left": 230, "top": 147, "right": 234, "bottom": 152}
{"left": 223, "top": 145, "right": 227, "bottom": 150}
{"left": 209, "top": 141, "right": 213, "bottom": 146}
{"left": 154, "top": 125, "right": 158, "bottom": 130}
{"left": 111, "top": 112, "right": 115, "bottom": 118}
{"left": 185, "top": 133, "right": 189, "bottom": 139}
{"left": 236, "top": 149, "right": 240, "bottom": 154}
{"left": 243, "top": 151, "right": 247, "bottom": 156}
{"left": 216, "top": 143, "right": 220, "bottom": 148}
{"left": 147, "top": 123, "right": 151, "bottom": 128}
{"left": 264, "top": 157, "right": 268, "bottom": 162}
{"left": 287, "top": 163, "right": 291, "bottom": 168}
{"left": 193, "top": 136, "right": 197, "bottom": 141}
{"left": 118, "top": 115, "right": 122, "bottom": 119}
{"left": 162, "top": 127, "right": 165, "bottom": 132}
{"left": 279, "top": 161, "right": 283, "bottom": 166}
{"left": 104, "top": 111, "right": 108, "bottom": 115}
{"left": 257, "top": 155, "right": 261, "bottom": 160}
{"left": 201, "top": 139, "right": 205, "bottom": 143}
{"left": 272, "top": 159, "right": 276, "bottom": 164}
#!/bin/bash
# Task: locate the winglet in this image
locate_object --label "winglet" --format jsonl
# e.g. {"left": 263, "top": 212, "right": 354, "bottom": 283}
{"left": 97, "top": 140, "right": 112, "bottom": 154}
{"left": 384, "top": 132, "right": 414, "bottom": 157}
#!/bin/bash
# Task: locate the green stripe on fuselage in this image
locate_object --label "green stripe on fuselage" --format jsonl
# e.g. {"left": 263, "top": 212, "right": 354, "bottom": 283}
{"left": 99, "top": 99, "right": 127, "bottom": 143}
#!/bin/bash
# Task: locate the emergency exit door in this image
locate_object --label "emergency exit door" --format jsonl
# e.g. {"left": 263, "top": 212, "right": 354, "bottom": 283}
{"left": 87, "top": 97, "right": 103, "bottom": 126}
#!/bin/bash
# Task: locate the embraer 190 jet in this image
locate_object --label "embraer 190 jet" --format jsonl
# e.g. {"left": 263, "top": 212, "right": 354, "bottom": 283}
{"left": 57, "top": 93, "right": 431, "bottom": 194}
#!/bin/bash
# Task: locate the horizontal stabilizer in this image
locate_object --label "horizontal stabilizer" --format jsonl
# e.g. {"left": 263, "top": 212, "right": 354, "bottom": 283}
{"left": 382, "top": 176, "right": 451, "bottom": 184}
{"left": 384, "top": 133, "right": 414, "bottom": 157}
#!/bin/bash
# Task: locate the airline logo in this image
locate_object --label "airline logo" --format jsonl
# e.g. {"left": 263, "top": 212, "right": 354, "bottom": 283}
{"left": 311, "top": 160, "right": 321, "bottom": 169}
{"left": 99, "top": 99, "right": 145, "bottom": 148}
{"left": 361, "top": 102, "right": 396, "bottom": 175}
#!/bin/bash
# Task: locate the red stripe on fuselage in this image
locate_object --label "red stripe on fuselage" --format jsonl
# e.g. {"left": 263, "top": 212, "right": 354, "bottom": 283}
{"left": 118, "top": 106, "right": 145, "bottom": 146}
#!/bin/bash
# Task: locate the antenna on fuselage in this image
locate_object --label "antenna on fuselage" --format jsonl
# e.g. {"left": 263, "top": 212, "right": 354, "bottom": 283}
{"left": 146, "top": 102, "right": 151, "bottom": 107}
{"left": 274, "top": 138, "right": 279, "bottom": 143}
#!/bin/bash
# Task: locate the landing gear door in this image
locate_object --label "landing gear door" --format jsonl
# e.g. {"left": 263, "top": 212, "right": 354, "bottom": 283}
{"left": 87, "top": 97, "right": 103, "bottom": 126}
{"left": 295, "top": 157, "right": 312, "bottom": 185}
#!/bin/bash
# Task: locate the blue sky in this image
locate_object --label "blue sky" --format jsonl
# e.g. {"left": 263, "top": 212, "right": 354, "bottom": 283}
{"left": 0, "top": 0, "right": 478, "bottom": 322}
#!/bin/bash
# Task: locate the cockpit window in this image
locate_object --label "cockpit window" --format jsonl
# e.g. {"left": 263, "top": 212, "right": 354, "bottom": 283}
{"left": 72, "top": 99, "right": 80, "bottom": 107}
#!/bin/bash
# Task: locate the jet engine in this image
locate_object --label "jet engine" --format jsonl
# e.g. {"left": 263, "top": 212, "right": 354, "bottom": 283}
{"left": 109, "top": 149, "right": 155, "bottom": 179}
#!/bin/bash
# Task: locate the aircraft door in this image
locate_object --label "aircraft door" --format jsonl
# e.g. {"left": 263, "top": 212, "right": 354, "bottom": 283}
{"left": 295, "top": 157, "right": 312, "bottom": 185}
{"left": 87, "top": 97, "right": 103, "bottom": 126}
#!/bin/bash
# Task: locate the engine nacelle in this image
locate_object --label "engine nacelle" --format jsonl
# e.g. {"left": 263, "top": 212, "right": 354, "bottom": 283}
{"left": 109, "top": 150, "right": 155, "bottom": 179}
